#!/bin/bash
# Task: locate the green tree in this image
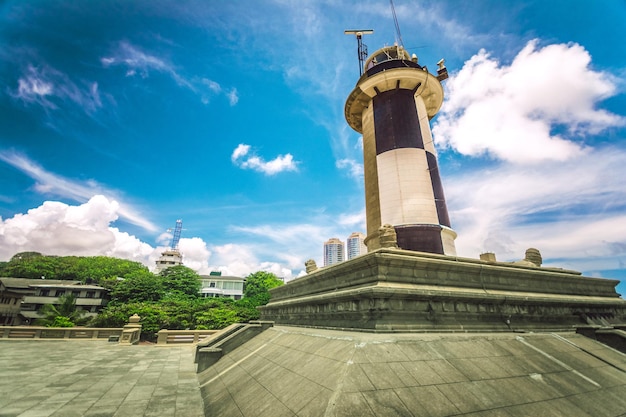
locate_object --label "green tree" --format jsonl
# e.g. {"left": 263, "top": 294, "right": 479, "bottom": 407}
{"left": 233, "top": 298, "right": 261, "bottom": 321}
{"left": 35, "top": 294, "right": 88, "bottom": 327}
{"left": 243, "top": 271, "right": 283, "bottom": 305}
{"left": 159, "top": 266, "right": 201, "bottom": 299}
{"left": 195, "top": 307, "right": 239, "bottom": 330}
{"left": 110, "top": 270, "right": 164, "bottom": 304}
{"left": 73, "top": 256, "right": 148, "bottom": 283}
{"left": 10, "top": 251, "right": 43, "bottom": 261}
{"left": 91, "top": 302, "right": 169, "bottom": 342}
{"left": 0, "top": 253, "right": 147, "bottom": 284}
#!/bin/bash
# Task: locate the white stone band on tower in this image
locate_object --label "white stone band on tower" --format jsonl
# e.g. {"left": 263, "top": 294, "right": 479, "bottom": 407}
{"left": 345, "top": 45, "right": 456, "bottom": 256}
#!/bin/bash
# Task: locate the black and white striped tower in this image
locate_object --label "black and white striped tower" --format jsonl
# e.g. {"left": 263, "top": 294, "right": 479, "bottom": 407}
{"left": 345, "top": 45, "right": 456, "bottom": 255}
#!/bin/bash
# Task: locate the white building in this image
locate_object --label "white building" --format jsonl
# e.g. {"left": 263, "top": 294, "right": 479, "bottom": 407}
{"left": 155, "top": 249, "right": 183, "bottom": 273}
{"left": 323, "top": 238, "right": 345, "bottom": 266}
{"left": 347, "top": 232, "right": 367, "bottom": 260}
{"left": 199, "top": 272, "right": 245, "bottom": 300}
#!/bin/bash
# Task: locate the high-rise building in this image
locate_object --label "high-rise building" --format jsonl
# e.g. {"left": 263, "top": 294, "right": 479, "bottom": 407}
{"left": 323, "top": 238, "right": 345, "bottom": 266}
{"left": 345, "top": 44, "right": 457, "bottom": 255}
{"left": 346, "top": 232, "right": 366, "bottom": 260}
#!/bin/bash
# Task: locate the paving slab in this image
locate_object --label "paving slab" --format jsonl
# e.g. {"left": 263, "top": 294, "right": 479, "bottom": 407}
{"left": 0, "top": 340, "right": 204, "bottom": 417}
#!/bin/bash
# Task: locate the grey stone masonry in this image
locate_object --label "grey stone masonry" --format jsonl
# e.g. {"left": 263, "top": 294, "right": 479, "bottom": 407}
{"left": 198, "top": 326, "right": 626, "bottom": 417}
{"left": 260, "top": 248, "right": 626, "bottom": 332}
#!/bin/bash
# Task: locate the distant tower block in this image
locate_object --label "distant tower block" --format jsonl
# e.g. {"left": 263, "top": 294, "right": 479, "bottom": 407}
{"left": 345, "top": 45, "right": 456, "bottom": 255}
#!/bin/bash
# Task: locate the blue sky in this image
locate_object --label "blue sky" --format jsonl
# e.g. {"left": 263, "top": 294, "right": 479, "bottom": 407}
{"left": 1, "top": 0, "right": 625, "bottom": 293}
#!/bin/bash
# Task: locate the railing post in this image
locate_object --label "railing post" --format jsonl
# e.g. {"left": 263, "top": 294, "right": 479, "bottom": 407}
{"left": 119, "top": 314, "right": 142, "bottom": 345}
{"left": 156, "top": 329, "right": 168, "bottom": 345}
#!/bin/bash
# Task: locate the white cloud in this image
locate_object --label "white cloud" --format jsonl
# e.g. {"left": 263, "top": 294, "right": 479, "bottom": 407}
{"left": 101, "top": 41, "right": 240, "bottom": 106}
{"left": 231, "top": 144, "right": 250, "bottom": 160}
{"left": 202, "top": 78, "right": 222, "bottom": 93}
{"left": 231, "top": 143, "right": 299, "bottom": 175}
{"left": 0, "top": 195, "right": 369, "bottom": 282}
{"left": 177, "top": 237, "right": 212, "bottom": 273}
{"left": 336, "top": 158, "right": 363, "bottom": 180}
{"left": 445, "top": 146, "right": 626, "bottom": 269}
{"left": 205, "top": 243, "right": 291, "bottom": 279}
{"left": 0, "top": 196, "right": 300, "bottom": 279}
{"left": 0, "top": 196, "right": 154, "bottom": 262}
{"left": 227, "top": 88, "right": 239, "bottom": 106}
{"left": 433, "top": 40, "right": 624, "bottom": 164}
{"left": 0, "top": 151, "right": 157, "bottom": 232}
{"left": 10, "top": 64, "right": 102, "bottom": 114}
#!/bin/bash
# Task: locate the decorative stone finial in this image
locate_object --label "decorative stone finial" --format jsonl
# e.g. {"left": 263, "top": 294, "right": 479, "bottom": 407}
{"left": 524, "top": 248, "right": 542, "bottom": 267}
{"left": 128, "top": 314, "right": 141, "bottom": 323}
{"left": 305, "top": 259, "right": 318, "bottom": 273}
{"left": 378, "top": 224, "right": 398, "bottom": 249}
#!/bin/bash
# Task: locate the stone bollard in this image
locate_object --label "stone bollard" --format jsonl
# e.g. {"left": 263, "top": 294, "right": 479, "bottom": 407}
{"left": 119, "top": 314, "right": 142, "bottom": 345}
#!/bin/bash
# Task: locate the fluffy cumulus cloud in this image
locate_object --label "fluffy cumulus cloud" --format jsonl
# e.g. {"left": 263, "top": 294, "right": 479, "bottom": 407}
{"left": 433, "top": 40, "right": 624, "bottom": 164}
{"left": 231, "top": 143, "right": 299, "bottom": 175}
{"left": 0, "top": 196, "right": 154, "bottom": 262}
{"left": 0, "top": 196, "right": 317, "bottom": 280}
{"left": 0, "top": 151, "right": 157, "bottom": 232}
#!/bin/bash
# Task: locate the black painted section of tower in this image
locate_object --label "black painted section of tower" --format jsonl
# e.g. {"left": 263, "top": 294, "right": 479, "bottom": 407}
{"left": 373, "top": 89, "right": 424, "bottom": 154}
{"left": 365, "top": 59, "right": 422, "bottom": 77}
{"left": 371, "top": 88, "right": 450, "bottom": 255}
{"left": 426, "top": 151, "right": 452, "bottom": 228}
{"left": 395, "top": 225, "right": 444, "bottom": 254}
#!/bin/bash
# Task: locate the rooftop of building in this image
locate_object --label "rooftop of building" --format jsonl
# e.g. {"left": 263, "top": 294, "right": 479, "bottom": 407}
{"left": 199, "top": 274, "right": 245, "bottom": 282}
{"left": 0, "top": 277, "right": 105, "bottom": 290}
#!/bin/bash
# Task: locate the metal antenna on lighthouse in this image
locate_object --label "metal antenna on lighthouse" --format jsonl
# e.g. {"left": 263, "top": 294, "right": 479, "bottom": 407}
{"left": 344, "top": 29, "right": 374, "bottom": 76}
{"left": 390, "top": 0, "right": 404, "bottom": 47}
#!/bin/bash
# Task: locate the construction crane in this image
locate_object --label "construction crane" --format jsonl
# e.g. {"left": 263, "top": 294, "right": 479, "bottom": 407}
{"left": 168, "top": 219, "right": 183, "bottom": 250}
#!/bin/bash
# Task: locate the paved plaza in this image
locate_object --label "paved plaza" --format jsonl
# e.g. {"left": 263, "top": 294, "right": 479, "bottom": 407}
{"left": 0, "top": 340, "right": 204, "bottom": 417}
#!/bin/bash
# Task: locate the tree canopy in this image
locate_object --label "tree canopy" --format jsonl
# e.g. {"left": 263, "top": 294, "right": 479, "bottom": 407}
{"left": 0, "top": 253, "right": 148, "bottom": 283}
{"left": 243, "top": 271, "right": 283, "bottom": 305}
{"left": 1, "top": 252, "right": 282, "bottom": 340}
{"left": 159, "top": 265, "right": 202, "bottom": 299}
{"left": 110, "top": 270, "right": 165, "bottom": 304}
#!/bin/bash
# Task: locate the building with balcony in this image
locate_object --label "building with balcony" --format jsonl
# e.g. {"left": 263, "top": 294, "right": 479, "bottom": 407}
{"left": 0, "top": 278, "right": 108, "bottom": 325}
{"left": 199, "top": 272, "right": 245, "bottom": 300}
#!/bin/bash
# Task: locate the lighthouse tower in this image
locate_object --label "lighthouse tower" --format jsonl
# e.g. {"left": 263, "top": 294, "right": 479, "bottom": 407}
{"left": 345, "top": 45, "right": 456, "bottom": 255}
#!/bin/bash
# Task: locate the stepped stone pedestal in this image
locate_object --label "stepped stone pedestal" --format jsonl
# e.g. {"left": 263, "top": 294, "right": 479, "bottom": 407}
{"left": 260, "top": 248, "right": 626, "bottom": 332}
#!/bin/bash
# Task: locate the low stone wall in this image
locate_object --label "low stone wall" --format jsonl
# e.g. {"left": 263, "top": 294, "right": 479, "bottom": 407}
{"left": 0, "top": 326, "right": 122, "bottom": 340}
{"left": 156, "top": 329, "right": 218, "bottom": 345}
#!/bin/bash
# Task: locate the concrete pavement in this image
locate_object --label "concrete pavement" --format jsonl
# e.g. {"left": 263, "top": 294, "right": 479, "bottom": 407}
{"left": 0, "top": 340, "right": 204, "bottom": 417}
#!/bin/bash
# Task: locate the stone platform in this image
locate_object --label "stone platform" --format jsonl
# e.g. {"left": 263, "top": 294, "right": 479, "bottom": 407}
{"left": 0, "top": 340, "right": 204, "bottom": 417}
{"left": 198, "top": 325, "right": 626, "bottom": 416}
{"left": 260, "top": 248, "right": 626, "bottom": 332}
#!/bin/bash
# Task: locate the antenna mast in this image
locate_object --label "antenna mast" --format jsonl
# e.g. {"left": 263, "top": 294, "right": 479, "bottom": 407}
{"left": 390, "top": 0, "right": 404, "bottom": 47}
{"left": 344, "top": 29, "right": 374, "bottom": 76}
{"left": 169, "top": 219, "right": 183, "bottom": 250}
